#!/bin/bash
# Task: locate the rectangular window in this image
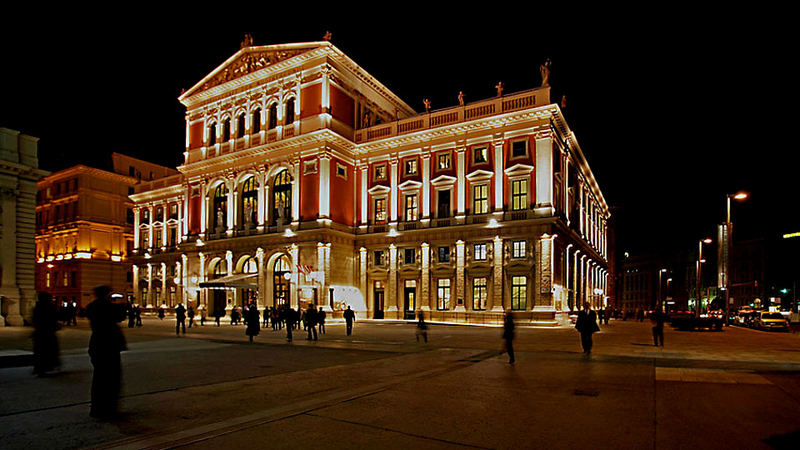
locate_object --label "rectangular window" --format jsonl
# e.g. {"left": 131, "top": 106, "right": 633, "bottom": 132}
{"left": 154, "top": 229, "right": 162, "bottom": 247}
{"left": 71, "top": 271, "right": 77, "bottom": 288}
{"left": 46, "top": 272, "right": 51, "bottom": 288}
{"left": 405, "top": 159, "right": 418, "bottom": 175}
{"left": 374, "top": 198, "right": 387, "bottom": 224}
{"left": 404, "top": 194, "right": 418, "bottom": 222}
{"left": 404, "top": 248, "right": 415, "bottom": 264}
{"left": 437, "top": 153, "right": 451, "bottom": 169}
{"left": 374, "top": 250, "right": 384, "bottom": 265}
{"left": 511, "top": 139, "right": 528, "bottom": 158}
{"left": 336, "top": 163, "right": 348, "bottom": 179}
{"left": 474, "top": 243, "right": 487, "bottom": 261}
{"left": 303, "top": 160, "right": 318, "bottom": 175}
{"left": 512, "top": 276, "right": 527, "bottom": 310}
{"left": 511, "top": 179, "right": 528, "bottom": 211}
{"left": 63, "top": 271, "right": 69, "bottom": 287}
{"left": 437, "top": 279, "right": 451, "bottom": 310}
{"left": 473, "top": 278, "right": 487, "bottom": 310}
{"left": 472, "top": 184, "right": 488, "bottom": 214}
{"left": 473, "top": 146, "right": 488, "bottom": 164}
{"left": 512, "top": 240, "right": 526, "bottom": 258}
{"left": 438, "top": 246, "right": 449, "bottom": 263}
{"left": 373, "top": 164, "right": 387, "bottom": 181}
{"left": 169, "top": 204, "right": 178, "bottom": 220}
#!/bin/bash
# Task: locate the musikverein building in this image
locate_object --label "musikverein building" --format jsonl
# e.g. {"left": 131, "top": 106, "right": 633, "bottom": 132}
{"left": 130, "top": 37, "right": 610, "bottom": 325}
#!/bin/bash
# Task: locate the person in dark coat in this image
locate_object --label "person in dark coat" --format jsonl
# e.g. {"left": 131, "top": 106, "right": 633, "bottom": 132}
{"left": 134, "top": 304, "right": 142, "bottom": 327}
{"left": 187, "top": 305, "right": 195, "bottom": 328}
{"left": 318, "top": 307, "right": 326, "bottom": 334}
{"left": 32, "top": 292, "right": 60, "bottom": 376}
{"left": 305, "top": 304, "right": 318, "bottom": 341}
{"left": 651, "top": 309, "right": 666, "bottom": 346}
{"left": 502, "top": 310, "right": 515, "bottom": 364}
{"left": 575, "top": 302, "right": 600, "bottom": 355}
{"left": 416, "top": 311, "right": 428, "bottom": 343}
{"left": 343, "top": 306, "right": 356, "bottom": 336}
{"left": 86, "top": 285, "right": 126, "bottom": 419}
{"left": 126, "top": 302, "right": 136, "bottom": 328}
{"left": 285, "top": 306, "right": 295, "bottom": 342}
{"left": 175, "top": 303, "right": 186, "bottom": 335}
{"left": 245, "top": 303, "right": 260, "bottom": 343}
{"left": 158, "top": 302, "right": 166, "bottom": 320}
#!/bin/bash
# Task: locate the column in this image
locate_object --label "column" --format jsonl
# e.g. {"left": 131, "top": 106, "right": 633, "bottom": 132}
{"left": 563, "top": 154, "right": 570, "bottom": 224}
{"left": 289, "top": 244, "right": 298, "bottom": 308}
{"left": 535, "top": 235, "right": 555, "bottom": 310}
{"left": 387, "top": 243, "right": 398, "bottom": 316}
{"left": 133, "top": 207, "right": 140, "bottom": 250}
{"left": 161, "top": 204, "right": 168, "bottom": 247}
{"left": 491, "top": 238, "right": 504, "bottom": 311}
{"left": 183, "top": 184, "right": 190, "bottom": 238}
{"left": 456, "top": 147, "right": 466, "bottom": 217}
{"left": 147, "top": 263, "right": 153, "bottom": 307}
{"left": 494, "top": 140, "right": 504, "bottom": 212}
{"left": 455, "top": 240, "right": 466, "bottom": 312}
{"left": 534, "top": 130, "right": 553, "bottom": 215}
{"left": 390, "top": 159, "right": 398, "bottom": 223}
{"left": 226, "top": 178, "right": 235, "bottom": 233}
{"left": 573, "top": 250, "right": 581, "bottom": 311}
{"left": 181, "top": 253, "right": 188, "bottom": 304}
{"left": 579, "top": 255, "right": 587, "bottom": 307}
{"left": 420, "top": 242, "right": 430, "bottom": 311}
{"left": 200, "top": 180, "right": 208, "bottom": 234}
{"left": 147, "top": 205, "right": 154, "bottom": 250}
{"left": 257, "top": 170, "right": 266, "bottom": 228}
{"left": 199, "top": 252, "right": 206, "bottom": 308}
{"left": 175, "top": 261, "right": 183, "bottom": 303}
{"left": 578, "top": 183, "right": 585, "bottom": 236}
{"left": 319, "top": 154, "right": 331, "bottom": 219}
{"left": 422, "top": 153, "right": 431, "bottom": 220}
{"left": 161, "top": 262, "right": 168, "bottom": 307}
{"left": 177, "top": 196, "right": 184, "bottom": 243}
{"left": 132, "top": 265, "right": 139, "bottom": 304}
{"left": 360, "top": 166, "right": 368, "bottom": 225}
{"left": 291, "top": 161, "right": 300, "bottom": 224}
{"left": 564, "top": 244, "right": 573, "bottom": 311}
{"left": 359, "top": 247, "right": 367, "bottom": 310}
{"left": 256, "top": 248, "right": 265, "bottom": 310}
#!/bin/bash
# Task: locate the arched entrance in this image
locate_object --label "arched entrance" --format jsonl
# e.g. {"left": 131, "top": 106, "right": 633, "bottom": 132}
{"left": 272, "top": 169, "right": 291, "bottom": 226}
{"left": 212, "top": 183, "right": 228, "bottom": 232}
{"left": 273, "top": 255, "right": 291, "bottom": 307}
{"left": 210, "top": 258, "right": 227, "bottom": 315}
{"left": 239, "top": 255, "right": 258, "bottom": 307}
{"left": 240, "top": 176, "right": 257, "bottom": 228}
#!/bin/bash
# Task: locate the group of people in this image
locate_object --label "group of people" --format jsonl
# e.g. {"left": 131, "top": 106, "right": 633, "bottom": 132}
{"left": 125, "top": 303, "right": 144, "bottom": 328}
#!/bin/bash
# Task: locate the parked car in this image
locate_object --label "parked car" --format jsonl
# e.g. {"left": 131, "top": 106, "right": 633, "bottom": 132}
{"left": 755, "top": 312, "right": 789, "bottom": 332}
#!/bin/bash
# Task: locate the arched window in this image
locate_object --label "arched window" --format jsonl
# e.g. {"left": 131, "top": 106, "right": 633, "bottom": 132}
{"left": 284, "top": 98, "right": 295, "bottom": 124}
{"left": 273, "top": 255, "right": 291, "bottom": 306}
{"left": 213, "top": 184, "right": 228, "bottom": 230}
{"left": 212, "top": 259, "right": 227, "bottom": 278}
{"left": 268, "top": 103, "right": 278, "bottom": 129}
{"left": 241, "top": 177, "right": 257, "bottom": 226}
{"left": 272, "top": 169, "right": 291, "bottom": 225}
{"left": 241, "top": 256, "right": 258, "bottom": 274}
{"left": 237, "top": 113, "right": 246, "bottom": 138}
{"left": 252, "top": 108, "right": 261, "bottom": 133}
{"left": 222, "top": 118, "right": 231, "bottom": 141}
{"left": 208, "top": 122, "right": 217, "bottom": 145}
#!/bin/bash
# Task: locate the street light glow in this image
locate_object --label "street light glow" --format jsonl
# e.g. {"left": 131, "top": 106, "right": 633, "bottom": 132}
{"left": 702, "top": 238, "right": 713, "bottom": 244}
{"left": 733, "top": 192, "right": 749, "bottom": 200}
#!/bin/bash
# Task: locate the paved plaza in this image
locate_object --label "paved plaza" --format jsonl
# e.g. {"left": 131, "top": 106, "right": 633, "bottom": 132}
{"left": 2, "top": 317, "right": 799, "bottom": 449}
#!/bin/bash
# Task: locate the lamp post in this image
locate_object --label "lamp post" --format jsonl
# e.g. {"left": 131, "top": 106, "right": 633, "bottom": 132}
{"left": 696, "top": 238, "right": 713, "bottom": 317}
{"left": 658, "top": 268, "right": 667, "bottom": 312}
{"left": 723, "top": 191, "right": 748, "bottom": 325}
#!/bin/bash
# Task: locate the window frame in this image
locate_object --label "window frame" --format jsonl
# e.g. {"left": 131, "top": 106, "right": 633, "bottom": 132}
{"left": 472, "top": 183, "right": 489, "bottom": 215}
{"left": 473, "top": 146, "right": 488, "bottom": 164}
{"left": 437, "top": 278, "right": 451, "bottom": 310}
{"left": 438, "top": 246, "right": 450, "bottom": 263}
{"left": 404, "top": 193, "right": 418, "bottom": 222}
{"left": 472, "top": 277, "right": 487, "bottom": 310}
{"left": 510, "top": 138, "right": 529, "bottom": 159}
{"left": 511, "top": 178, "right": 528, "bottom": 211}
{"left": 473, "top": 243, "right": 487, "bottom": 261}
{"left": 404, "top": 158, "right": 418, "bottom": 176}
{"left": 373, "top": 163, "right": 387, "bottom": 181}
{"left": 512, "top": 276, "right": 527, "bottom": 310}
{"left": 512, "top": 240, "right": 527, "bottom": 258}
{"left": 373, "top": 196, "right": 387, "bottom": 224}
{"left": 437, "top": 152, "right": 451, "bottom": 170}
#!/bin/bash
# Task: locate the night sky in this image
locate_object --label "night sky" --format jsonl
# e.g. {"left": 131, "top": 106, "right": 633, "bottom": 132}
{"left": 2, "top": 12, "right": 794, "bottom": 258}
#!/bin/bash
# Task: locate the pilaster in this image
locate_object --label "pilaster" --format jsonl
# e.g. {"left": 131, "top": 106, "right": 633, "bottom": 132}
{"left": 387, "top": 243, "right": 398, "bottom": 316}
{"left": 455, "top": 240, "right": 466, "bottom": 312}
{"left": 420, "top": 242, "right": 430, "bottom": 311}
{"left": 490, "top": 237, "right": 504, "bottom": 311}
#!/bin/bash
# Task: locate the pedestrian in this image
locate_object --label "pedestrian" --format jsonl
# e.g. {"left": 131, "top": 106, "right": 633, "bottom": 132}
{"left": 134, "top": 304, "right": 142, "bottom": 327}
{"left": 604, "top": 305, "right": 611, "bottom": 325}
{"left": 285, "top": 306, "right": 295, "bottom": 342}
{"left": 86, "top": 285, "right": 126, "bottom": 419}
{"left": 200, "top": 306, "right": 206, "bottom": 326}
{"left": 187, "top": 304, "right": 195, "bottom": 328}
{"left": 32, "top": 292, "right": 60, "bottom": 376}
{"left": 416, "top": 311, "right": 428, "bottom": 343}
{"left": 70, "top": 300, "right": 78, "bottom": 325}
{"left": 64, "top": 301, "right": 74, "bottom": 326}
{"left": 126, "top": 302, "right": 136, "bottom": 329}
{"left": 263, "top": 306, "right": 270, "bottom": 327}
{"left": 246, "top": 302, "right": 260, "bottom": 343}
{"left": 318, "top": 306, "right": 326, "bottom": 334}
{"left": 306, "top": 304, "right": 318, "bottom": 341}
{"left": 651, "top": 309, "right": 666, "bottom": 347}
{"left": 158, "top": 302, "right": 166, "bottom": 320}
{"left": 598, "top": 307, "right": 605, "bottom": 326}
{"left": 343, "top": 305, "right": 356, "bottom": 336}
{"left": 502, "top": 310, "right": 515, "bottom": 364}
{"left": 575, "top": 302, "right": 600, "bottom": 356}
{"left": 214, "top": 307, "right": 223, "bottom": 327}
{"left": 175, "top": 302, "right": 186, "bottom": 335}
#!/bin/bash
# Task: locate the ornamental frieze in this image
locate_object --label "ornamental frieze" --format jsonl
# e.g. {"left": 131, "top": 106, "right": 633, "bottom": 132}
{"left": 200, "top": 49, "right": 306, "bottom": 93}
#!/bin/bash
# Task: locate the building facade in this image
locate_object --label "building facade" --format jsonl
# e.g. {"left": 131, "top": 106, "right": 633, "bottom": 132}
{"left": 1, "top": 128, "right": 47, "bottom": 325}
{"left": 130, "top": 40, "right": 610, "bottom": 324}
{"left": 35, "top": 153, "right": 177, "bottom": 310}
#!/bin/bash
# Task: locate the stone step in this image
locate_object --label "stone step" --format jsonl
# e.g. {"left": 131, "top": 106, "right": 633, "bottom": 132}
{"left": 0, "top": 349, "right": 34, "bottom": 368}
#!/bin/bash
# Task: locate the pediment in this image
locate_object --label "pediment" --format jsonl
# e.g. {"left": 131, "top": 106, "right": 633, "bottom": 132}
{"left": 504, "top": 164, "right": 534, "bottom": 177}
{"left": 465, "top": 169, "right": 494, "bottom": 181}
{"left": 431, "top": 175, "right": 457, "bottom": 186}
{"left": 368, "top": 184, "right": 391, "bottom": 195}
{"left": 398, "top": 180, "right": 423, "bottom": 191}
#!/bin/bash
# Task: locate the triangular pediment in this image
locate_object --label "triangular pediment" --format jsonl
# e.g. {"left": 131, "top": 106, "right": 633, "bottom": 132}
{"left": 465, "top": 169, "right": 494, "bottom": 181}
{"left": 431, "top": 175, "right": 457, "bottom": 186}
{"left": 398, "top": 180, "right": 423, "bottom": 191}
{"left": 368, "top": 184, "right": 391, "bottom": 195}
{"left": 181, "top": 42, "right": 327, "bottom": 100}
{"left": 504, "top": 164, "right": 534, "bottom": 177}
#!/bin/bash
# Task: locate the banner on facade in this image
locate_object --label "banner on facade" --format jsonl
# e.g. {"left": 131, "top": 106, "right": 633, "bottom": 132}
{"left": 717, "top": 223, "right": 729, "bottom": 290}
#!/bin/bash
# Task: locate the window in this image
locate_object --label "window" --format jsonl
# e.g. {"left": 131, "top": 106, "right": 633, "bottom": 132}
{"left": 374, "top": 250, "right": 384, "bottom": 265}
{"left": 512, "top": 276, "right": 527, "bottom": 310}
{"left": 128, "top": 187, "right": 134, "bottom": 196}
{"left": 208, "top": 123, "right": 217, "bottom": 145}
{"left": 272, "top": 169, "right": 291, "bottom": 225}
{"left": 127, "top": 209, "right": 134, "bottom": 225}
{"left": 404, "top": 194, "right": 418, "bottom": 222}
{"left": 472, "top": 184, "right": 488, "bottom": 214}
{"left": 512, "top": 240, "right": 526, "bottom": 258}
{"left": 129, "top": 166, "right": 135, "bottom": 176}
{"left": 473, "top": 146, "right": 488, "bottom": 164}
{"left": 169, "top": 203, "right": 178, "bottom": 220}
{"left": 473, "top": 278, "right": 487, "bottom": 310}
{"left": 237, "top": 113, "right": 246, "bottom": 138}
{"left": 474, "top": 243, "right": 487, "bottom": 261}
{"left": 46, "top": 272, "right": 50, "bottom": 288}
{"left": 437, "top": 153, "right": 451, "bottom": 170}
{"left": 156, "top": 206, "right": 164, "bottom": 221}
{"left": 511, "top": 139, "right": 528, "bottom": 158}
{"left": 222, "top": 118, "right": 231, "bottom": 141}
{"left": 154, "top": 228, "right": 163, "bottom": 247}
{"left": 511, "top": 179, "right": 528, "bottom": 211}
{"left": 404, "top": 248, "right": 415, "bottom": 264}
{"left": 373, "top": 164, "right": 387, "bottom": 181}
{"left": 285, "top": 99, "right": 295, "bottom": 124}
{"left": 303, "top": 160, "right": 318, "bottom": 175}
{"left": 404, "top": 158, "right": 418, "bottom": 175}
{"left": 242, "top": 177, "right": 257, "bottom": 225}
{"left": 438, "top": 246, "right": 449, "bottom": 263}
{"left": 252, "top": 108, "right": 261, "bottom": 133}
{"left": 268, "top": 103, "right": 278, "bottom": 129}
{"left": 374, "top": 198, "right": 387, "bottom": 224}
{"left": 63, "top": 271, "right": 69, "bottom": 287}
{"left": 437, "top": 279, "right": 451, "bottom": 310}
{"left": 336, "top": 163, "right": 348, "bottom": 179}
{"left": 142, "top": 209, "right": 150, "bottom": 224}
{"left": 213, "top": 184, "right": 228, "bottom": 230}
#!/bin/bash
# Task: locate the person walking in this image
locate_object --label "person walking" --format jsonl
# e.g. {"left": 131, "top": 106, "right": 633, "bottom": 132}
{"left": 576, "top": 302, "right": 600, "bottom": 356}
{"left": 134, "top": 304, "right": 142, "bottom": 327}
{"left": 214, "top": 307, "right": 223, "bottom": 327}
{"left": 416, "top": 311, "right": 428, "bottom": 343}
{"left": 86, "top": 285, "right": 126, "bottom": 419}
{"left": 175, "top": 302, "right": 187, "bottom": 336}
{"left": 651, "top": 309, "right": 666, "bottom": 347}
{"left": 343, "top": 305, "right": 356, "bottom": 336}
{"left": 199, "top": 306, "right": 206, "bottom": 326}
{"left": 245, "top": 303, "right": 260, "bottom": 343}
{"left": 187, "top": 304, "right": 195, "bottom": 329}
{"left": 502, "top": 310, "right": 515, "bottom": 364}
{"left": 306, "top": 304, "right": 318, "bottom": 341}
{"left": 285, "top": 306, "right": 295, "bottom": 342}
{"left": 126, "top": 302, "right": 136, "bottom": 329}
{"left": 318, "top": 307, "right": 326, "bottom": 334}
{"left": 32, "top": 292, "right": 61, "bottom": 376}
{"left": 158, "top": 302, "right": 166, "bottom": 320}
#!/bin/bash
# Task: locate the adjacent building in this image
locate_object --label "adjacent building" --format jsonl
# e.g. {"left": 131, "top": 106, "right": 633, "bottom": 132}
{"left": 130, "top": 39, "right": 610, "bottom": 324}
{"left": 1, "top": 128, "right": 48, "bottom": 325}
{"left": 35, "top": 153, "right": 177, "bottom": 310}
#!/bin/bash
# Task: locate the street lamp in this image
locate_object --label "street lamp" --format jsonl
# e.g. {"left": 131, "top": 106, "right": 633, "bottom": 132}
{"left": 658, "top": 268, "right": 668, "bottom": 312}
{"left": 723, "top": 191, "right": 749, "bottom": 324}
{"left": 696, "top": 238, "right": 713, "bottom": 318}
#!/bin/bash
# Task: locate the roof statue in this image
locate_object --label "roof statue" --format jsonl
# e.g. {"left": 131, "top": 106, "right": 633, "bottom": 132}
{"left": 495, "top": 82, "right": 504, "bottom": 97}
{"left": 540, "top": 58, "right": 552, "bottom": 87}
{"left": 423, "top": 99, "right": 431, "bottom": 112}
{"left": 240, "top": 33, "right": 254, "bottom": 49}
{"left": 561, "top": 95, "right": 567, "bottom": 109}
{"left": 323, "top": 31, "right": 332, "bottom": 41}
{"left": 458, "top": 91, "right": 465, "bottom": 106}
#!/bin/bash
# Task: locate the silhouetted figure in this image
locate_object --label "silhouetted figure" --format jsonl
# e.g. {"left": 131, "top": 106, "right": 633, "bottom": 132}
{"left": 126, "top": 302, "right": 136, "bottom": 328}
{"left": 246, "top": 303, "right": 260, "bottom": 343}
{"left": 214, "top": 307, "right": 223, "bottom": 327}
{"left": 604, "top": 305, "right": 611, "bottom": 325}
{"left": 158, "top": 302, "right": 166, "bottom": 320}
{"left": 285, "top": 306, "right": 296, "bottom": 342}
{"left": 318, "top": 307, "right": 326, "bottom": 334}
{"left": 598, "top": 308, "right": 605, "bottom": 326}
{"left": 175, "top": 303, "right": 186, "bottom": 335}
{"left": 416, "top": 311, "right": 428, "bottom": 343}
{"left": 32, "top": 292, "right": 60, "bottom": 376}
{"left": 86, "top": 285, "right": 126, "bottom": 419}
{"left": 134, "top": 305, "right": 142, "bottom": 327}
{"left": 187, "top": 305, "right": 195, "bottom": 328}
{"left": 503, "top": 310, "right": 515, "bottom": 364}
{"left": 651, "top": 309, "right": 666, "bottom": 346}
{"left": 343, "top": 306, "right": 356, "bottom": 336}
{"left": 306, "top": 304, "right": 318, "bottom": 341}
{"left": 70, "top": 301, "right": 78, "bottom": 325}
{"left": 64, "top": 301, "right": 75, "bottom": 326}
{"left": 576, "top": 302, "right": 600, "bottom": 356}
{"left": 200, "top": 306, "right": 207, "bottom": 326}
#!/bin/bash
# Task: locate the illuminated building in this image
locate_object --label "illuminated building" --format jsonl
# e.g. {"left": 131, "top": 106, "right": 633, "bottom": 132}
{"left": 1, "top": 128, "right": 47, "bottom": 325}
{"left": 35, "top": 153, "right": 177, "bottom": 309}
{"left": 130, "top": 38, "right": 610, "bottom": 324}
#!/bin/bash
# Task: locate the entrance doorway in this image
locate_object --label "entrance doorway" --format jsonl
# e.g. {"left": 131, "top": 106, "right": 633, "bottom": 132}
{"left": 403, "top": 280, "right": 416, "bottom": 320}
{"left": 273, "top": 255, "right": 291, "bottom": 307}
{"left": 373, "top": 281, "right": 384, "bottom": 319}
{"left": 437, "top": 190, "right": 450, "bottom": 218}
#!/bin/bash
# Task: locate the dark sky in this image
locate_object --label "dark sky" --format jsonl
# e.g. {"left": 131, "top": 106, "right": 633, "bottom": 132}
{"left": 2, "top": 11, "right": 794, "bottom": 257}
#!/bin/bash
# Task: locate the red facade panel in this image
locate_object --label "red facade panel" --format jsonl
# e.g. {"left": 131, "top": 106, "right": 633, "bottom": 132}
{"left": 189, "top": 122, "right": 204, "bottom": 150}
{"left": 331, "top": 85, "right": 355, "bottom": 128}
{"left": 300, "top": 156, "right": 319, "bottom": 221}
{"left": 330, "top": 158, "right": 354, "bottom": 226}
{"left": 301, "top": 84, "right": 322, "bottom": 119}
